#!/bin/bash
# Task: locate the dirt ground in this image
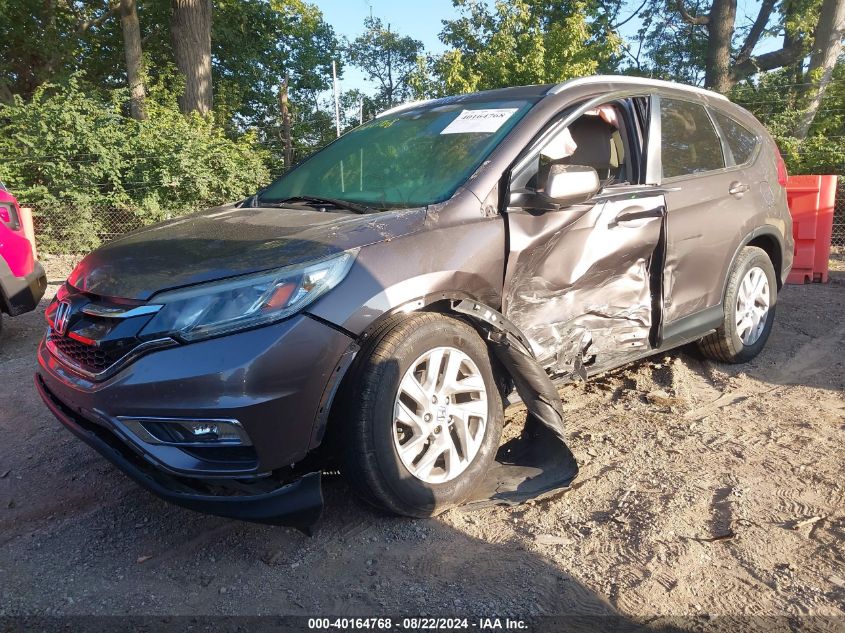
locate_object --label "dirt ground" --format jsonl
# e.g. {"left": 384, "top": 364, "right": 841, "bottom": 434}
{"left": 0, "top": 254, "right": 843, "bottom": 629}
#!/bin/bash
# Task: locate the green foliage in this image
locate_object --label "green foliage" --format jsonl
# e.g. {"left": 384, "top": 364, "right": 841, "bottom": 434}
{"left": 344, "top": 17, "right": 425, "bottom": 109}
{"left": 0, "top": 0, "right": 116, "bottom": 100}
{"left": 432, "top": 0, "right": 620, "bottom": 94}
{"left": 626, "top": 0, "right": 709, "bottom": 84}
{"left": 0, "top": 75, "right": 270, "bottom": 252}
{"left": 213, "top": 0, "right": 341, "bottom": 125}
{"left": 729, "top": 65, "right": 845, "bottom": 175}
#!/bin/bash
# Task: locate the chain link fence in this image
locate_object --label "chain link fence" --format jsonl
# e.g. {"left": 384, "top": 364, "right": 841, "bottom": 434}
{"left": 26, "top": 204, "right": 200, "bottom": 256}
{"left": 833, "top": 179, "right": 845, "bottom": 248}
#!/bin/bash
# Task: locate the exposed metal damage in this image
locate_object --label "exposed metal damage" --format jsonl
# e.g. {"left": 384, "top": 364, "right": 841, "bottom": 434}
{"left": 503, "top": 193, "right": 667, "bottom": 379}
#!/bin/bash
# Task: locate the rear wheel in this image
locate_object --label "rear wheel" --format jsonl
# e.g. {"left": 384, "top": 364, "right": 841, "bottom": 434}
{"left": 340, "top": 313, "right": 503, "bottom": 517}
{"left": 698, "top": 246, "right": 777, "bottom": 363}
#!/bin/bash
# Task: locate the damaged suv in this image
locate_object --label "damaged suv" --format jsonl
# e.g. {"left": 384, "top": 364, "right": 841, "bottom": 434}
{"left": 37, "top": 76, "right": 792, "bottom": 532}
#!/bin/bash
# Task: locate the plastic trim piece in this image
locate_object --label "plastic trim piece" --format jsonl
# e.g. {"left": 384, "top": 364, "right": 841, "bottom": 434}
{"left": 81, "top": 303, "right": 163, "bottom": 319}
{"left": 45, "top": 331, "right": 178, "bottom": 381}
{"left": 35, "top": 374, "right": 323, "bottom": 534}
{"left": 450, "top": 299, "right": 567, "bottom": 443}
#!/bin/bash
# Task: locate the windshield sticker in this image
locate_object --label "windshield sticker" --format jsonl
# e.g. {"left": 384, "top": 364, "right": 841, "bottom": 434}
{"left": 440, "top": 108, "right": 518, "bottom": 134}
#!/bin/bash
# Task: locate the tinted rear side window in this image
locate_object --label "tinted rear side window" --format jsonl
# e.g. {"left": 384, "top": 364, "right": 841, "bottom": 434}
{"left": 711, "top": 110, "right": 758, "bottom": 165}
{"left": 660, "top": 98, "right": 725, "bottom": 178}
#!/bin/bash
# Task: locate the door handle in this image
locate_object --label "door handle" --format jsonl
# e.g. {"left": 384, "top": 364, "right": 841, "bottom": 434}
{"left": 729, "top": 181, "right": 750, "bottom": 196}
{"left": 614, "top": 205, "right": 666, "bottom": 224}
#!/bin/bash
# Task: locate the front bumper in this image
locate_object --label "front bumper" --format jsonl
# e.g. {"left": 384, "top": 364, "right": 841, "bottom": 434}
{"left": 36, "top": 374, "right": 323, "bottom": 532}
{"left": 1, "top": 259, "right": 47, "bottom": 316}
{"left": 37, "top": 314, "right": 353, "bottom": 474}
{"left": 36, "top": 313, "right": 356, "bottom": 531}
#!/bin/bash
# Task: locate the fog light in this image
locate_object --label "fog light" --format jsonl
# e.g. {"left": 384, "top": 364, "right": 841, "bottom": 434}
{"left": 189, "top": 422, "right": 219, "bottom": 439}
{"left": 117, "top": 416, "right": 252, "bottom": 447}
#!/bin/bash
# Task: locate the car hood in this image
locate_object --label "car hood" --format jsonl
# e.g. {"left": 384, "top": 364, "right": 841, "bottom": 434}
{"left": 67, "top": 204, "right": 427, "bottom": 300}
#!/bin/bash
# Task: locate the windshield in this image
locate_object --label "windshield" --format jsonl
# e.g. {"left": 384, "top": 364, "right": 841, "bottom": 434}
{"left": 257, "top": 98, "right": 537, "bottom": 210}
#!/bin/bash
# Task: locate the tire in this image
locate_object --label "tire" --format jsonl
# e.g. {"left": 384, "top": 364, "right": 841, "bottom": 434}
{"left": 698, "top": 246, "right": 777, "bottom": 364}
{"left": 340, "top": 312, "right": 504, "bottom": 517}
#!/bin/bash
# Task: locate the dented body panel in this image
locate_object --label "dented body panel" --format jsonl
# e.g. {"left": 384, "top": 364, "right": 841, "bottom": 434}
{"left": 502, "top": 194, "right": 666, "bottom": 377}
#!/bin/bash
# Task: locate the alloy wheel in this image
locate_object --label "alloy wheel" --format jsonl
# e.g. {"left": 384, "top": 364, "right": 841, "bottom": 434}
{"left": 735, "top": 266, "right": 771, "bottom": 346}
{"left": 392, "top": 346, "right": 488, "bottom": 484}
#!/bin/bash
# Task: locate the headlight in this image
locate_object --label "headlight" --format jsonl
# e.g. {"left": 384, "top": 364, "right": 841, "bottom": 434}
{"left": 140, "top": 250, "right": 356, "bottom": 341}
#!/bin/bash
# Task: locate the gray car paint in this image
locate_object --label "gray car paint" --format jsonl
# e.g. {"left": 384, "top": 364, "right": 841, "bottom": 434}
{"left": 38, "top": 76, "right": 793, "bottom": 481}
{"left": 67, "top": 204, "right": 428, "bottom": 300}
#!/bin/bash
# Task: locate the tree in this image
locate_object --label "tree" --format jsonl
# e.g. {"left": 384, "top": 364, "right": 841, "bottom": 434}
{"left": 211, "top": 0, "right": 340, "bottom": 125}
{"left": 170, "top": 0, "right": 213, "bottom": 115}
{"left": 672, "top": 0, "right": 844, "bottom": 97}
{"left": 119, "top": 0, "right": 147, "bottom": 120}
{"left": 0, "top": 0, "right": 119, "bottom": 102}
{"left": 794, "top": 0, "right": 845, "bottom": 138}
{"left": 432, "top": 0, "right": 620, "bottom": 95}
{"left": 345, "top": 17, "right": 424, "bottom": 108}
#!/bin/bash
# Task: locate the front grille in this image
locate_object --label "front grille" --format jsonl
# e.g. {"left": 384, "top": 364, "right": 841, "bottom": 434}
{"left": 48, "top": 334, "right": 133, "bottom": 374}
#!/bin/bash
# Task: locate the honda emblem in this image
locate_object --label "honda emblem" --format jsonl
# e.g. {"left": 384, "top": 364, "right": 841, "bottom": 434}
{"left": 54, "top": 300, "right": 72, "bottom": 335}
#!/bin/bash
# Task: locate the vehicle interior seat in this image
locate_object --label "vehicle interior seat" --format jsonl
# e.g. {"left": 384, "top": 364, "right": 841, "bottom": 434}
{"left": 537, "top": 113, "right": 626, "bottom": 192}
{"left": 562, "top": 115, "right": 623, "bottom": 182}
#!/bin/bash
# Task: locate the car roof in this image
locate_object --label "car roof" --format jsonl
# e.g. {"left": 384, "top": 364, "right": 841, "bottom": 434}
{"left": 377, "top": 75, "right": 729, "bottom": 119}
{"left": 0, "top": 185, "right": 16, "bottom": 204}
{"left": 376, "top": 84, "right": 554, "bottom": 118}
{"left": 548, "top": 75, "right": 728, "bottom": 100}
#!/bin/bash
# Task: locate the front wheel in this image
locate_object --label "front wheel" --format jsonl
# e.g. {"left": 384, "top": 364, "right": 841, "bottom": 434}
{"left": 340, "top": 313, "right": 503, "bottom": 517}
{"left": 699, "top": 246, "right": 777, "bottom": 364}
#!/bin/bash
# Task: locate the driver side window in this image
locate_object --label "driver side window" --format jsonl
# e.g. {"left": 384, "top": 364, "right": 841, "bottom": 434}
{"left": 512, "top": 100, "right": 638, "bottom": 195}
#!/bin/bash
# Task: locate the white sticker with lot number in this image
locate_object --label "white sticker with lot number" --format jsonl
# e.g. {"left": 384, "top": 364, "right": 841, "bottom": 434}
{"left": 440, "top": 108, "right": 518, "bottom": 134}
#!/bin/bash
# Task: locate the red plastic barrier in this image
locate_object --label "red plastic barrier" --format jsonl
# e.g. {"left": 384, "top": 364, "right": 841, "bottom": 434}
{"left": 785, "top": 175, "right": 837, "bottom": 284}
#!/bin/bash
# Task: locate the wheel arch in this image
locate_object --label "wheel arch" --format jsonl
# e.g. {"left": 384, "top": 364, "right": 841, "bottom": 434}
{"left": 309, "top": 293, "right": 531, "bottom": 453}
{"left": 746, "top": 232, "right": 784, "bottom": 290}
{"left": 722, "top": 226, "right": 785, "bottom": 303}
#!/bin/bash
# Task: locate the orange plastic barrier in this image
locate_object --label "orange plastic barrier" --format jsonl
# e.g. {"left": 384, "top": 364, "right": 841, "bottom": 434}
{"left": 18, "top": 206, "right": 37, "bottom": 259}
{"left": 786, "top": 175, "right": 837, "bottom": 284}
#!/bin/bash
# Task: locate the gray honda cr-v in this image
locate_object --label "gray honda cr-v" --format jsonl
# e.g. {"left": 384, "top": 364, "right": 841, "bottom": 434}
{"left": 37, "top": 76, "right": 793, "bottom": 531}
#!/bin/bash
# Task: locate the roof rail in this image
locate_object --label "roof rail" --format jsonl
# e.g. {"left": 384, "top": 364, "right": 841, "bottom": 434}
{"left": 547, "top": 75, "right": 729, "bottom": 101}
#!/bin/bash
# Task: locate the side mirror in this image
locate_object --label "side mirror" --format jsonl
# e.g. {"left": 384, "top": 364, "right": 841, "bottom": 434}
{"left": 546, "top": 164, "right": 601, "bottom": 204}
{"left": 508, "top": 164, "right": 601, "bottom": 211}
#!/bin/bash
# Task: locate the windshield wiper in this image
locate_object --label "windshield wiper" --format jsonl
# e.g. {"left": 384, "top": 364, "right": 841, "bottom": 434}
{"left": 258, "top": 195, "right": 375, "bottom": 214}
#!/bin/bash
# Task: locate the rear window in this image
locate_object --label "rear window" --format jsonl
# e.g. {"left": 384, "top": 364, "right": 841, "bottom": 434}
{"left": 711, "top": 110, "right": 758, "bottom": 165}
{"left": 660, "top": 98, "right": 725, "bottom": 178}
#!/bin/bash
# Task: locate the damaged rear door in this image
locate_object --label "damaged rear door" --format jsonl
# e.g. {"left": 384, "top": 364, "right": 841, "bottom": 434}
{"left": 502, "top": 95, "right": 668, "bottom": 379}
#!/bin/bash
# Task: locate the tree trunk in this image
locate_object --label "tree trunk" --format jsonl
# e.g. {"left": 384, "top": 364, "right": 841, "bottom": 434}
{"left": 279, "top": 74, "right": 293, "bottom": 169}
{"left": 794, "top": 0, "right": 845, "bottom": 139}
{"left": 386, "top": 23, "right": 393, "bottom": 107}
{"left": 782, "top": 0, "right": 806, "bottom": 89}
{"left": 170, "top": 0, "right": 213, "bottom": 115}
{"left": 0, "top": 82, "right": 13, "bottom": 105}
{"left": 704, "top": 0, "right": 737, "bottom": 92}
{"left": 120, "top": 0, "right": 147, "bottom": 121}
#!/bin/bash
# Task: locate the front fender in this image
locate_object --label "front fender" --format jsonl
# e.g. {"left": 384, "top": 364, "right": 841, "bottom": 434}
{"left": 305, "top": 226, "right": 506, "bottom": 335}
